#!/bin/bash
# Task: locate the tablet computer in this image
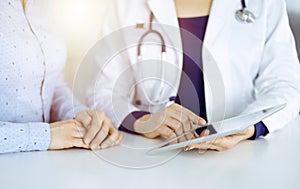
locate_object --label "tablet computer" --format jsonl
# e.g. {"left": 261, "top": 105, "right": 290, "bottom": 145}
{"left": 148, "top": 104, "right": 286, "bottom": 154}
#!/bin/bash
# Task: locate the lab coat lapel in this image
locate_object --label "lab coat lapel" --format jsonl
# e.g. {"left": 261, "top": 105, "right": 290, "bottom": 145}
{"left": 203, "top": 0, "right": 239, "bottom": 122}
{"left": 147, "top": 0, "right": 179, "bottom": 28}
{"left": 204, "top": 0, "right": 239, "bottom": 48}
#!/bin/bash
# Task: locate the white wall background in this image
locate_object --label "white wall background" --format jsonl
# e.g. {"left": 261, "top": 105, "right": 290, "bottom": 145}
{"left": 49, "top": 0, "right": 108, "bottom": 89}
{"left": 43, "top": 0, "right": 299, "bottom": 89}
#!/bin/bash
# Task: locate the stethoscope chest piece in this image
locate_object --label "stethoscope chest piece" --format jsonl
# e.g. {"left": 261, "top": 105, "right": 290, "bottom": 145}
{"left": 235, "top": 8, "right": 256, "bottom": 23}
{"left": 235, "top": 0, "right": 256, "bottom": 24}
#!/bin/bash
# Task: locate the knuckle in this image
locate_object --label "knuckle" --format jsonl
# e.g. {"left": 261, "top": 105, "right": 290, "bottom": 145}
{"left": 173, "top": 124, "right": 180, "bottom": 131}
{"left": 180, "top": 116, "right": 188, "bottom": 123}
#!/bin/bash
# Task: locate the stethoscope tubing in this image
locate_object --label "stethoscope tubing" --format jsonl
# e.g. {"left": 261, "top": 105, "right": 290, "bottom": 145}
{"left": 136, "top": 0, "right": 257, "bottom": 105}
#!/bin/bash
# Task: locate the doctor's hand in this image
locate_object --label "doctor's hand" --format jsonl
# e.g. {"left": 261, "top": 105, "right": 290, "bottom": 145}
{"left": 133, "top": 103, "right": 207, "bottom": 143}
{"left": 75, "top": 110, "right": 123, "bottom": 150}
{"left": 184, "top": 125, "right": 255, "bottom": 152}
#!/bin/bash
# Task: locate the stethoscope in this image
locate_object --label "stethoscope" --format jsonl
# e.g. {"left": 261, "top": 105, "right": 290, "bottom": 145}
{"left": 137, "top": 12, "right": 170, "bottom": 106}
{"left": 136, "top": 0, "right": 256, "bottom": 105}
{"left": 235, "top": 0, "right": 256, "bottom": 23}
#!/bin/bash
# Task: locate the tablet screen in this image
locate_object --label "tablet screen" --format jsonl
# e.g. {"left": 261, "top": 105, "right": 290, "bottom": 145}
{"left": 195, "top": 124, "right": 217, "bottom": 136}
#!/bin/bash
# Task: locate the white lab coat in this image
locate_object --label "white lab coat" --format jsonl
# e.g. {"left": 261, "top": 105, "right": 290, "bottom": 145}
{"left": 87, "top": 0, "right": 300, "bottom": 134}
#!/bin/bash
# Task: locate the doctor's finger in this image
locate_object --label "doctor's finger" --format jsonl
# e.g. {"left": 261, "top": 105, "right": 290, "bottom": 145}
{"left": 197, "top": 138, "right": 226, "bottom": 151}
{"left": 165, "top": 117, "right": 185, "bottom": 143}
{"left": 184, "top": 129, "right": 210, "bottom": 150}
{"left": 167, "top": 110, "right": 193, "bottom": 140}
{"left": 184, "top": 122, "right": 195, "bottom": 141}
{"left": 165, "top": 117, "right": 183, "bottom": 134}
{"left": 175, "top": 112, "right": 194, "bottom": 140}
{"left": 167, "top": 109, "right": 189, "bottom": 128}
{"left": 158, "top": 125, "right": 177, "bottom": 144}
{"left": 177, "top": 106, "right": 207, "bottom": 126}
{"left": 184, "top": 141, "right": 219, "bottom": 151}
{"left": 209, "top": 136, "right": 242, "bottom": 151}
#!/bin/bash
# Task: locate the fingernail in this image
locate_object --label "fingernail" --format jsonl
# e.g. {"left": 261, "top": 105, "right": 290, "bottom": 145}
{"left": 184, "top": 146, "right": 195, "bottom": 151}
{"left": 199, "top": 119, "right": 207, "bottom": 125}
{"left": 204, "top": 129, "right": 210, "bottom": 136}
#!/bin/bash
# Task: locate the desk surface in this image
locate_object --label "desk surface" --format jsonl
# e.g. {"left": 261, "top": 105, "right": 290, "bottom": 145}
{"left": 1, "top": 116, "right": 299, "bottom": 189}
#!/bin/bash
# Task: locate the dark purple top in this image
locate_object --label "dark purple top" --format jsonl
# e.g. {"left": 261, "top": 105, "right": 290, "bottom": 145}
{"left": 120, "top": 16, "right": 269, "bottom": 139}
{"left": 175, "top": 16, "right": 208, "bottom": 120}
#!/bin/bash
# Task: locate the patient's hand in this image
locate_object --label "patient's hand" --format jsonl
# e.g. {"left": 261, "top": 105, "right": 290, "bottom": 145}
{"left": 75, "top": 110, "right": 122, "bottom": 150}
{"left": 48, "top": 119, "right": 89, "bottom": 150}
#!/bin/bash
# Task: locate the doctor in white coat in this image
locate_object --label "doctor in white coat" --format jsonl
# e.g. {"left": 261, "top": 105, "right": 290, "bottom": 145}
{"left": 87, "top": 0, "right": 300, "bottom": 151}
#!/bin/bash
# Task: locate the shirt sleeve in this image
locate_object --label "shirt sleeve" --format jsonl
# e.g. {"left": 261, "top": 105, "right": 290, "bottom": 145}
{"left": 0, "top": 122, "right": 50, "bottom": 154}
{"left": 119, "top": 111, "right": 150, "bottom": 134}
{"left": 248, "top": 121, "right": 270, "bottom": 140}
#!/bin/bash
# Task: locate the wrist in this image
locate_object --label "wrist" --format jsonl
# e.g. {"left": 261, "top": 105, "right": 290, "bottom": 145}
{"left": 120, "top": 111, "right": 150, "bottom": 134}
{"left": 133, "top": 114, "right": 151, "bottom": 133}
{"left": 244, "top": 125, "right": 255, "bottom": 140}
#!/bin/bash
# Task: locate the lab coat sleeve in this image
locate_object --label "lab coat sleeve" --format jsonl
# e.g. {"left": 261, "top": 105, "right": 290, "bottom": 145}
{"left": 86, "top": 52, "right": 140, "bottom": 129}
{"left": 242, "top": 0, "right": 300, "bottom": 133}
{"left": 50, "top": 73, "right": 88, "bottom": 122}
{"left": 0, "top": 121, "right": 50, "bottom": 154}
{"left": 86, "top": 0, "right": 140, "bottom": 128}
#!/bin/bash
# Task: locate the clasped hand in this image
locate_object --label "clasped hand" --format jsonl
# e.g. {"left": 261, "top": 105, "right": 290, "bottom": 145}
{"left": 48, "top": 110, "right": 122, "bottom": 150}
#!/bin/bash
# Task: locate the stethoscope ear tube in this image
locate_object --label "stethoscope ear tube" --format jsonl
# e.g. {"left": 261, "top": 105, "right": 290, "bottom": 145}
{"left": 136, "top": 12, "right": 170, "bottom": 106}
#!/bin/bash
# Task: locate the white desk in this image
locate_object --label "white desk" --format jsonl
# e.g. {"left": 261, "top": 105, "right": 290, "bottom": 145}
{"left": 1, "top": 116, "right": 300, "bottom": 189}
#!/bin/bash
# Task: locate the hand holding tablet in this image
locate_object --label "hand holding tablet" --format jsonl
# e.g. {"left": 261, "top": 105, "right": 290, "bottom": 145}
{"left": 148, "top": 104, "right": 286, "bottom": 154}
